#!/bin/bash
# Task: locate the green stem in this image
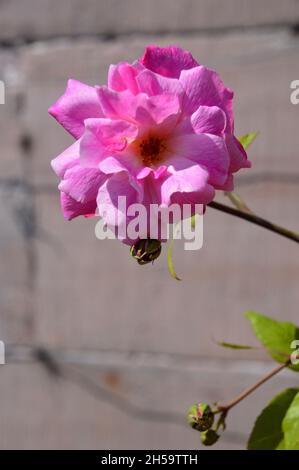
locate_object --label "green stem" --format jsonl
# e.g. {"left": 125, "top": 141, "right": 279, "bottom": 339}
{"left": 208, "top": 201, "right": 299, "bottom": 244}
{"left": 218, "top": 360, "right": 290, "bottom": 413}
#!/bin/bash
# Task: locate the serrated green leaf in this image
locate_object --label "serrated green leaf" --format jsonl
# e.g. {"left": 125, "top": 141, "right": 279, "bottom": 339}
{"left": 247, "top": 388, "right": 299, "bottom": 450}
{"left": 245, "top": 311, "right": 299, "bottom": 371}
{"left": 167, "top": 240, "right": 181, "bottom": 281}
{"left": 217, "top": 341, "right": 255, "bottom": 350}
{"left": 283, "top": 390, "right": 299, "bottom": 449}
{"left": 238, "top": 132, "right": 259, "bottom": 150}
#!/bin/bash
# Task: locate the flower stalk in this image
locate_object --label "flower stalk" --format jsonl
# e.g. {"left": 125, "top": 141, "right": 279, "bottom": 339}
{"left": 208, "top": 201, "right": 299, "bottom": 244}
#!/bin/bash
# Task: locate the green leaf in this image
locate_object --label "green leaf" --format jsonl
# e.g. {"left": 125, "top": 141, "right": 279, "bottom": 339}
{"left": 167, "top": 240, "right": 181, "bottom": 281}
{"left": 283, "top": 390, "right": 299, "bottom": 449}
{"left": 247, "top": 388, "right": 299, "bottom": 450}
{"left": 245, "top": 311, "right": 299, "bottom": 371}
{"left": 217, "top": 341, "right": 255, "bottom": 350}
{"left": 238, "top": 132, "right": 259, "bottom": 150}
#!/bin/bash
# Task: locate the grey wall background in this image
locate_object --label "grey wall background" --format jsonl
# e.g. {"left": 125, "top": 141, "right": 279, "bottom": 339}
{"left": 0, "top": 0, "right": 299, "bottom": 449}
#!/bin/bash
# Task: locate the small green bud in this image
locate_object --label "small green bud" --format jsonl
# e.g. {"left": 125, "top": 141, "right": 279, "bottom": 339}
{"left": 130, "top": 239, "right": 162, "bottom": 265}
{"left": 200, "top": 429, "right": 220, "bottom": 446}
{"left": 187, "top": 403, "right": 214, "bottom": 432}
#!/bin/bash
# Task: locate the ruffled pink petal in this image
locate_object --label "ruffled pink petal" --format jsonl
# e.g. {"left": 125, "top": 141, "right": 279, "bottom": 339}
{"left": 97, "top": 87, "right": 180, "bottom": 127}
{"left": 48, "top": 80, "right": 103, "bottom": 139}
{"left": 99, "top": 155, "right": 141, "bottom": 177}
{"left": 140, "top": 173, "right": 165, "bottom": 239}
{"left": 140, "top": 171, "right": 164, "bottom": 206}
{"left": 179, "top": 66, "right": 234, "bottom": 132}
{"left": 191, "top": 105, "right": 226, "bottom": 135}
{"left": 137, "top": 165, "right": 167, "bottom": 180}
{"left": 97, "top": 171, "right": 142, "bottom": 229}
{"left": 142, "top": 94, "right": 181, "bottom": 127}
{"left": 59, "top": 166, "right": 106, "bottom": 204}
{"left": 60, "top": 192, "right": 97, "bottom": 220}
{"left": 51, "top": 140, "right": 80, "bottom": 178}
{"left": 161, "top": 163, "right": 215, "bottom": 206}
{"left": 98, "top": 156, "right": 128, "bottom": 174}
{"left": 225, "top": 134, "right": 251, "bottom": 173}
{"left": 80, "top": 118, "right": 138, "bottom": 167}
{"left": 215, "top": 173, "right": 234, "bottom": 192}
{"left": 169, "top": 133, "right": 229, "bottom": 186}
{"left": 108, "top": 61, "right": 143, "bottom": 95}
{"left": 136, "top": 69, "right": 184, "bottom": 98}
{"left": 97, "top": 87, "right": 144, "bottom": 121}
{"left": 140, "top": 45, "right": 198, "bottom": 78}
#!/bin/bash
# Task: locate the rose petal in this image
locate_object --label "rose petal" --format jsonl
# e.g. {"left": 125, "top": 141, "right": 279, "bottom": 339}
{"left": 98, "top": 155, "right": 141, "bottom": 176}
{"left": 108, "top": 61, "right": 143, "bottom": 94}
{"left": 97, "top": 86, "right": 181, "bottom": 127}
{"left": 49, "top": 79, "right": 103, "bottom": 139}
{"left": 214, "top": 173, "right": 234, "bottom": 192}
{"left": 225, "top": 134, "right": 251, "bottom": 173}
{"left": 97, "top": 171, "right": 142, "bottom": 228}
{"left": 80, "top": 118, "right": 138, "bottom": 167}
{"left": 191, "top": 105, "right": 226, "bottom": 135}
{"left": 180, "top": 66, "right": 234, "bottom": 132}
{"left": 60, "top": 192, "right": 97, "bottom": 220}
{"left": 161, "top": 163, "right": 215, "bottom": 206}
{"left": 169, "top": 133, "right": 229, "bottom": 186}
{"left": 140, "top": 45, "right": 198, "bottom": 78}
{"left": 59, "top": 166, "right": 106, "bottom": 204}
{"left": 51, "top": 140, "right": 80, "bottom": 178}
{"left": 136, "top": 69, "right": 184, "bottom": 98}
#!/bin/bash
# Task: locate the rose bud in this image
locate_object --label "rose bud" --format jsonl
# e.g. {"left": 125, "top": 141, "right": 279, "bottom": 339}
{"left": 130, "top": 239, "right": 162, "bottom": 265}
{"left": 187, "top": 402, "right": 214, "bottom": 432}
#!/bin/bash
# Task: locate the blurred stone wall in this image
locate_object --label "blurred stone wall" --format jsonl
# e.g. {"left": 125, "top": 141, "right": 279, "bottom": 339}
{"left": 0, "top": 0, "right": 299, "bottom": 449}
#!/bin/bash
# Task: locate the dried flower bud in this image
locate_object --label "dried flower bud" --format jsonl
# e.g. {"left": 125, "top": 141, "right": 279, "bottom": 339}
{"left": 187, "top": 403, "right": 214, "bottom": 432}
{"left": 130, "top": 239, "right": 162, "bottom": 265}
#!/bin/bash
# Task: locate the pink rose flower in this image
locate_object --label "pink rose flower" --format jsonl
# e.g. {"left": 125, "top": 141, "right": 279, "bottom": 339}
{"left": 49, "top": 45, "right": 250, "bottom": 241}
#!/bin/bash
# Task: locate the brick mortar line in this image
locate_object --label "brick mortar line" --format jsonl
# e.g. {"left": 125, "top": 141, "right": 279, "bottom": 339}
{"left": 0, "top": 22, "right": 298, "bottom": 50}
{"left": 6, "top": 344, "right": 282, "bottom": 376}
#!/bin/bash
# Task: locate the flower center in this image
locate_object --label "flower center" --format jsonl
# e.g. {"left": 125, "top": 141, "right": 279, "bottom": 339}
{"left": 138, "top": 135, "right": 167, "bottom": 167}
